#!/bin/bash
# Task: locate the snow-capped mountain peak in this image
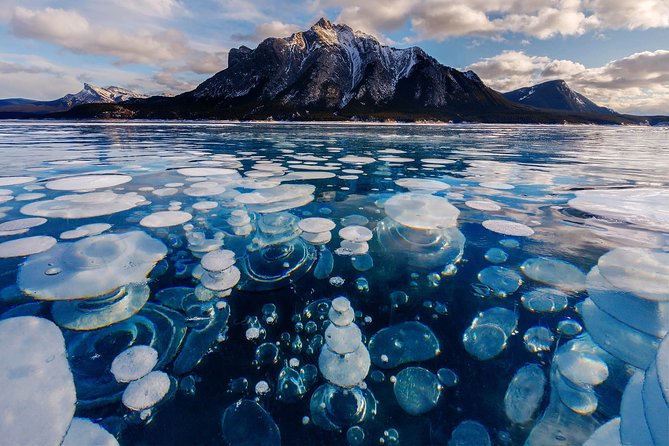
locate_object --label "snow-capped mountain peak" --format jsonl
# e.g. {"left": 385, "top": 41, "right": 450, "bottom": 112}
{"left": 61, "top": 84, "right": 146, "bottom": 108}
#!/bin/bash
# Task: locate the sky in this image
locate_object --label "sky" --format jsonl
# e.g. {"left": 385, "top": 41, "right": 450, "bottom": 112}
{"left": 0, "top": 0, "right": 668, "bottom": 114}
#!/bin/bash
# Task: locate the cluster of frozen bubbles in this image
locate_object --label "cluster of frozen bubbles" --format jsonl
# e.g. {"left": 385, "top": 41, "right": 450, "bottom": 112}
{"left": 0, "top": 158, "right": 667, "bottom": 446}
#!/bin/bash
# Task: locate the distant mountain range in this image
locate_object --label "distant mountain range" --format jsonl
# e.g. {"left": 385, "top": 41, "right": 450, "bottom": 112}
{"left": 0, "top": 84, "right": 145, "bottom": 118}
{"left": 1, "top": 19, "right": 667, "bottom": 124}
{"left": 503, "top": 80, "right": 615, "bottom": 115}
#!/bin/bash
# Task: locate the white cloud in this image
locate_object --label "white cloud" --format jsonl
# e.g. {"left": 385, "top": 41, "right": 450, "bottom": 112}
{"left": 231, "top": 20, "right": 303, "bottom": 42}
{"left": 10, "top": 7, "right": 192, "bottom": 64}
{"left": 111, "top": 0, "right": 187, "bottom": 18}
{"left": 466, "top": 50, "right": 669, "bottom": 114}
{"left": 315, "top": 0, "right": 669, "bottom": 41}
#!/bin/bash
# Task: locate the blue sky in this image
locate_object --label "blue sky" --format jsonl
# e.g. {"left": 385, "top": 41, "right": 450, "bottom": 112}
{"left": 0, "top": 0, "right": 667, "bottom": 114}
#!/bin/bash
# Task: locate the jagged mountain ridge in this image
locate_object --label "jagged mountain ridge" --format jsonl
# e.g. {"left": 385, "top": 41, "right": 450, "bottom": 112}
{"left": 0, "top": 84, "right": 146, "bottom": 117}
{"left": 503, "top": 80, "right": 615, "bottom": 115}
{"left": 185, "top": 18, "right": 510, "bottom": 117}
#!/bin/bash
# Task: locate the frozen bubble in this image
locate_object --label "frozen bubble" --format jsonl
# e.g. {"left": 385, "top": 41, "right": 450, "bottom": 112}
{"left": 46, "top": 174, "right": 132, "bottom": 191}
{"left": 521, "top": 288, "right": 569, "bottom": 313}
{"left": 221, "top": 400, "right": 281, "bottom": 446}
{"left": 645, "top": 335, "right": 669, "bottom": 446}
{"left": 140, "top": 210, "right": 192, "bottom": 228}
{"left": 177, "top": 167, "right": 237, "bottom": 177}
{"left": 201, "top": 266, "right": 241, "bottom": 291}
{"left": 301, "top": 231, "right": 332, "bottom": 245}
{"left": 51, "top": 283, "right": 151, "bottom": 330}
{"left": 61, "top": 418, "right": 119, "bottom": 446}
{"left": 0, "top": 176, "right": 36, "bottom": 186}
{"left": 395, "top": 178, "right": 449, "bottom": 192}
{"left": 352, "top": 254, "right": 374, "bottom": 272}
{"left": 122, "top": 371, "right": 170, "bottom": 410}
{"left": 332, "top": 296, "right": 351, "bottom": 313}
{"left": 184, "top": 182, "right": 227, "bottom": 197}
{"left": 329, "top": 276, "right": 345, "bottom": 287}
{"left": 499, "top": 238, "right": 519, "bottom": 248}
{"left": 314, "top": 248, "right": 334, "bottom": 279}
{"left": 255, "top": 343, "right": 279, "bottom": 367}
{"left": 369, "top": 321, "right": 440, "bottom": 369}
{"left": 620, "top": 371, "right": 654, "bottom": 446}
{"left": 480, "top": 181, "right": 514, "bottom": 190}
{"left": 556, "top": 350, "right": 609, "bottom": 387}
{"left": 18, "top": 231, "right": 166, "bottom": 300}
{"left": 318, "top": 345, "right": 371, "bottom": 388}
{"left": 385, "top": 193, "right": 459, "bottom": 230}
{"left": 448, "top": 420, "right": 491, "bottom": 446}
{"left": 504, "top": 364, "right": 546, "bottom": 424}
{"left": 587, "top": 266, "right": 669, "bottom": 338}
{"left": 483, "top": 219, "right": 534, "bottom": 236}
{"left": 556, "top": 373, "right": 599, "bottom": 415}
{"left": 597, "top": 247, "right": 669, "bottom": 302}
{"left": 394, "top": 366, "right": 441, "bottom": 415}
{"left": 299, "top": 217, "right": 336, "bottom": 233}
{"left": 521, "top": 257, "right": 586, "bottom": 292}
{"left": 340, "top": 240, "right": 369, "bottom": 255}
{"left": 329, "top": 306, "right": 355, "bottom": 326}
{"left": 111, "top": 345, "right": 158, "bottom": 383}
{"left": 21, "top": 191, "right": 145, "bottom": 219}
{"left": 0, "top": 235, "right": 56, "bottom": 258}
{"left": 484, "top": 247, "right": 508, "bottom": 264}
{"left": 0, "top": 217, "right": 47, "bottom": 234}
{"left": 152, "top": 187, "right": 179, "bottom": 197}
{"left": 523, "top": 327, "right": 555, "bottom": 353}
{"left": 477, "top": 266, "right": 522, "bottom": 297}
{"left": 421, "top": 158, "right": 456, "bottom": 165}
{"left": 60, "top": 223, "right": 112, "bottom": 240}
{"left": 339, "top": 225, "right": 373, "bottom": 242}
{"left": 347, "top": 426, "right": 365, "bottom": 445}
{"left": 437, "top": 368, "right": 459, "bottom": 387}
{"left": 569, "top": 187, "right": 669, "bottom": 232}
{"left": 581, "top": 297, "right": 659, "bottom": 369}
{"left": 341, "top": 214, "right": 369, "bottom": 226}
{"left": 465, "top": 200, "right": 502, "bottom": 211}
{"left": 583, "top": 418, "right": 622, "bottom": 446}
{"left": 463, "top": 324, "right": 508, "bottom": 361}
{"left": 201, "top": 249, "right": 236, "bottom": 273}
{"left": 236, "top": 184, "right": 315, "bottom": 205}
{"left": 276, "top": 366, "right": 307, "bottom": 402}
{"left": 325, "top": 323, "right": 362, "bottom": 354}
{"left": 0, "top": 316, "right": 76, "bottom": 446}
{"left": 310, "top": 383, "right": 376, "bottom": 430}
{"left": 472, "top": 307, "right": 518, "bottom": 336}
{"left": 339, "top": 155, "right": 375, "bottom": 164}
{"left": 557, "top": 319, "right": 582, "bottom": 336}
{"left": 193, "top": 201, "right": 218, "bottom": 211}
{"left": 255, "top": 380, "right": 271, "bottom": 395}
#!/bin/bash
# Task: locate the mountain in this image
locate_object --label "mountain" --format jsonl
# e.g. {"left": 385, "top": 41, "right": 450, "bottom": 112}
{"left": 65, "top": 18, "right": 586, "bottom": 123}
{"left": 503, "top": 80, "right": 615, "bottom": 115}
{"left": 52, "top": 19, "right": 651, "bottom": 124}
{"left": 0, "top": 84, "right": 146, "bottom": 118}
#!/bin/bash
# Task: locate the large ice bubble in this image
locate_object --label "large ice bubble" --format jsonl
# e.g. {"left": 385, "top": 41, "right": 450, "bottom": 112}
{"left": 0, "top": 316, "right": 76, "bottom": 445}
{"left": 221, "top": 400, "right": 281, "bottom": 446}
{"left": 21, "top": 191, "right": 145, "bottom": 219}
{"left": 18, "top": 231, "right": 167, "bottom": 300}
{"left": 369, "top": 321, "right": 440, "bottom": 369}
{"left": 384, "top": 193, "right": 459, "bottom": 230}
{"left": 504, "top": 364, "right": 546, "bottom": 424}
{"left": 61, "top": 418, "right": 119, "bottom": 446}
{"left": 393, "top": 366, "right": 441, "bottom": 415}
{"left": 45, "top": 174, "right": 132, "bottom": 191}
{"left": 521, "top": 257, "right": 586, "bottom": 292}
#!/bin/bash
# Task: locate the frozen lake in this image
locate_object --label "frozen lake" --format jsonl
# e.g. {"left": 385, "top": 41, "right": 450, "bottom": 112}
{"left": 0, "top": 121, "right": 668, "bottom": 445}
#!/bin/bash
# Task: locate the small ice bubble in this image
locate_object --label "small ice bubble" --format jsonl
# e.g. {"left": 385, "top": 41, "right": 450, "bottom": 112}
{"left": 255, "top": 380, "right": 270, "bottom": 395}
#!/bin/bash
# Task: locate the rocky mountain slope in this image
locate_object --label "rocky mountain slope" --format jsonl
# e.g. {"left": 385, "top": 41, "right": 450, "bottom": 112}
{"left": 504, "top": 80, "right": 615, "bottom": 115}
{"left": 0, "top": 84, "right": 145, "bottom": 118}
